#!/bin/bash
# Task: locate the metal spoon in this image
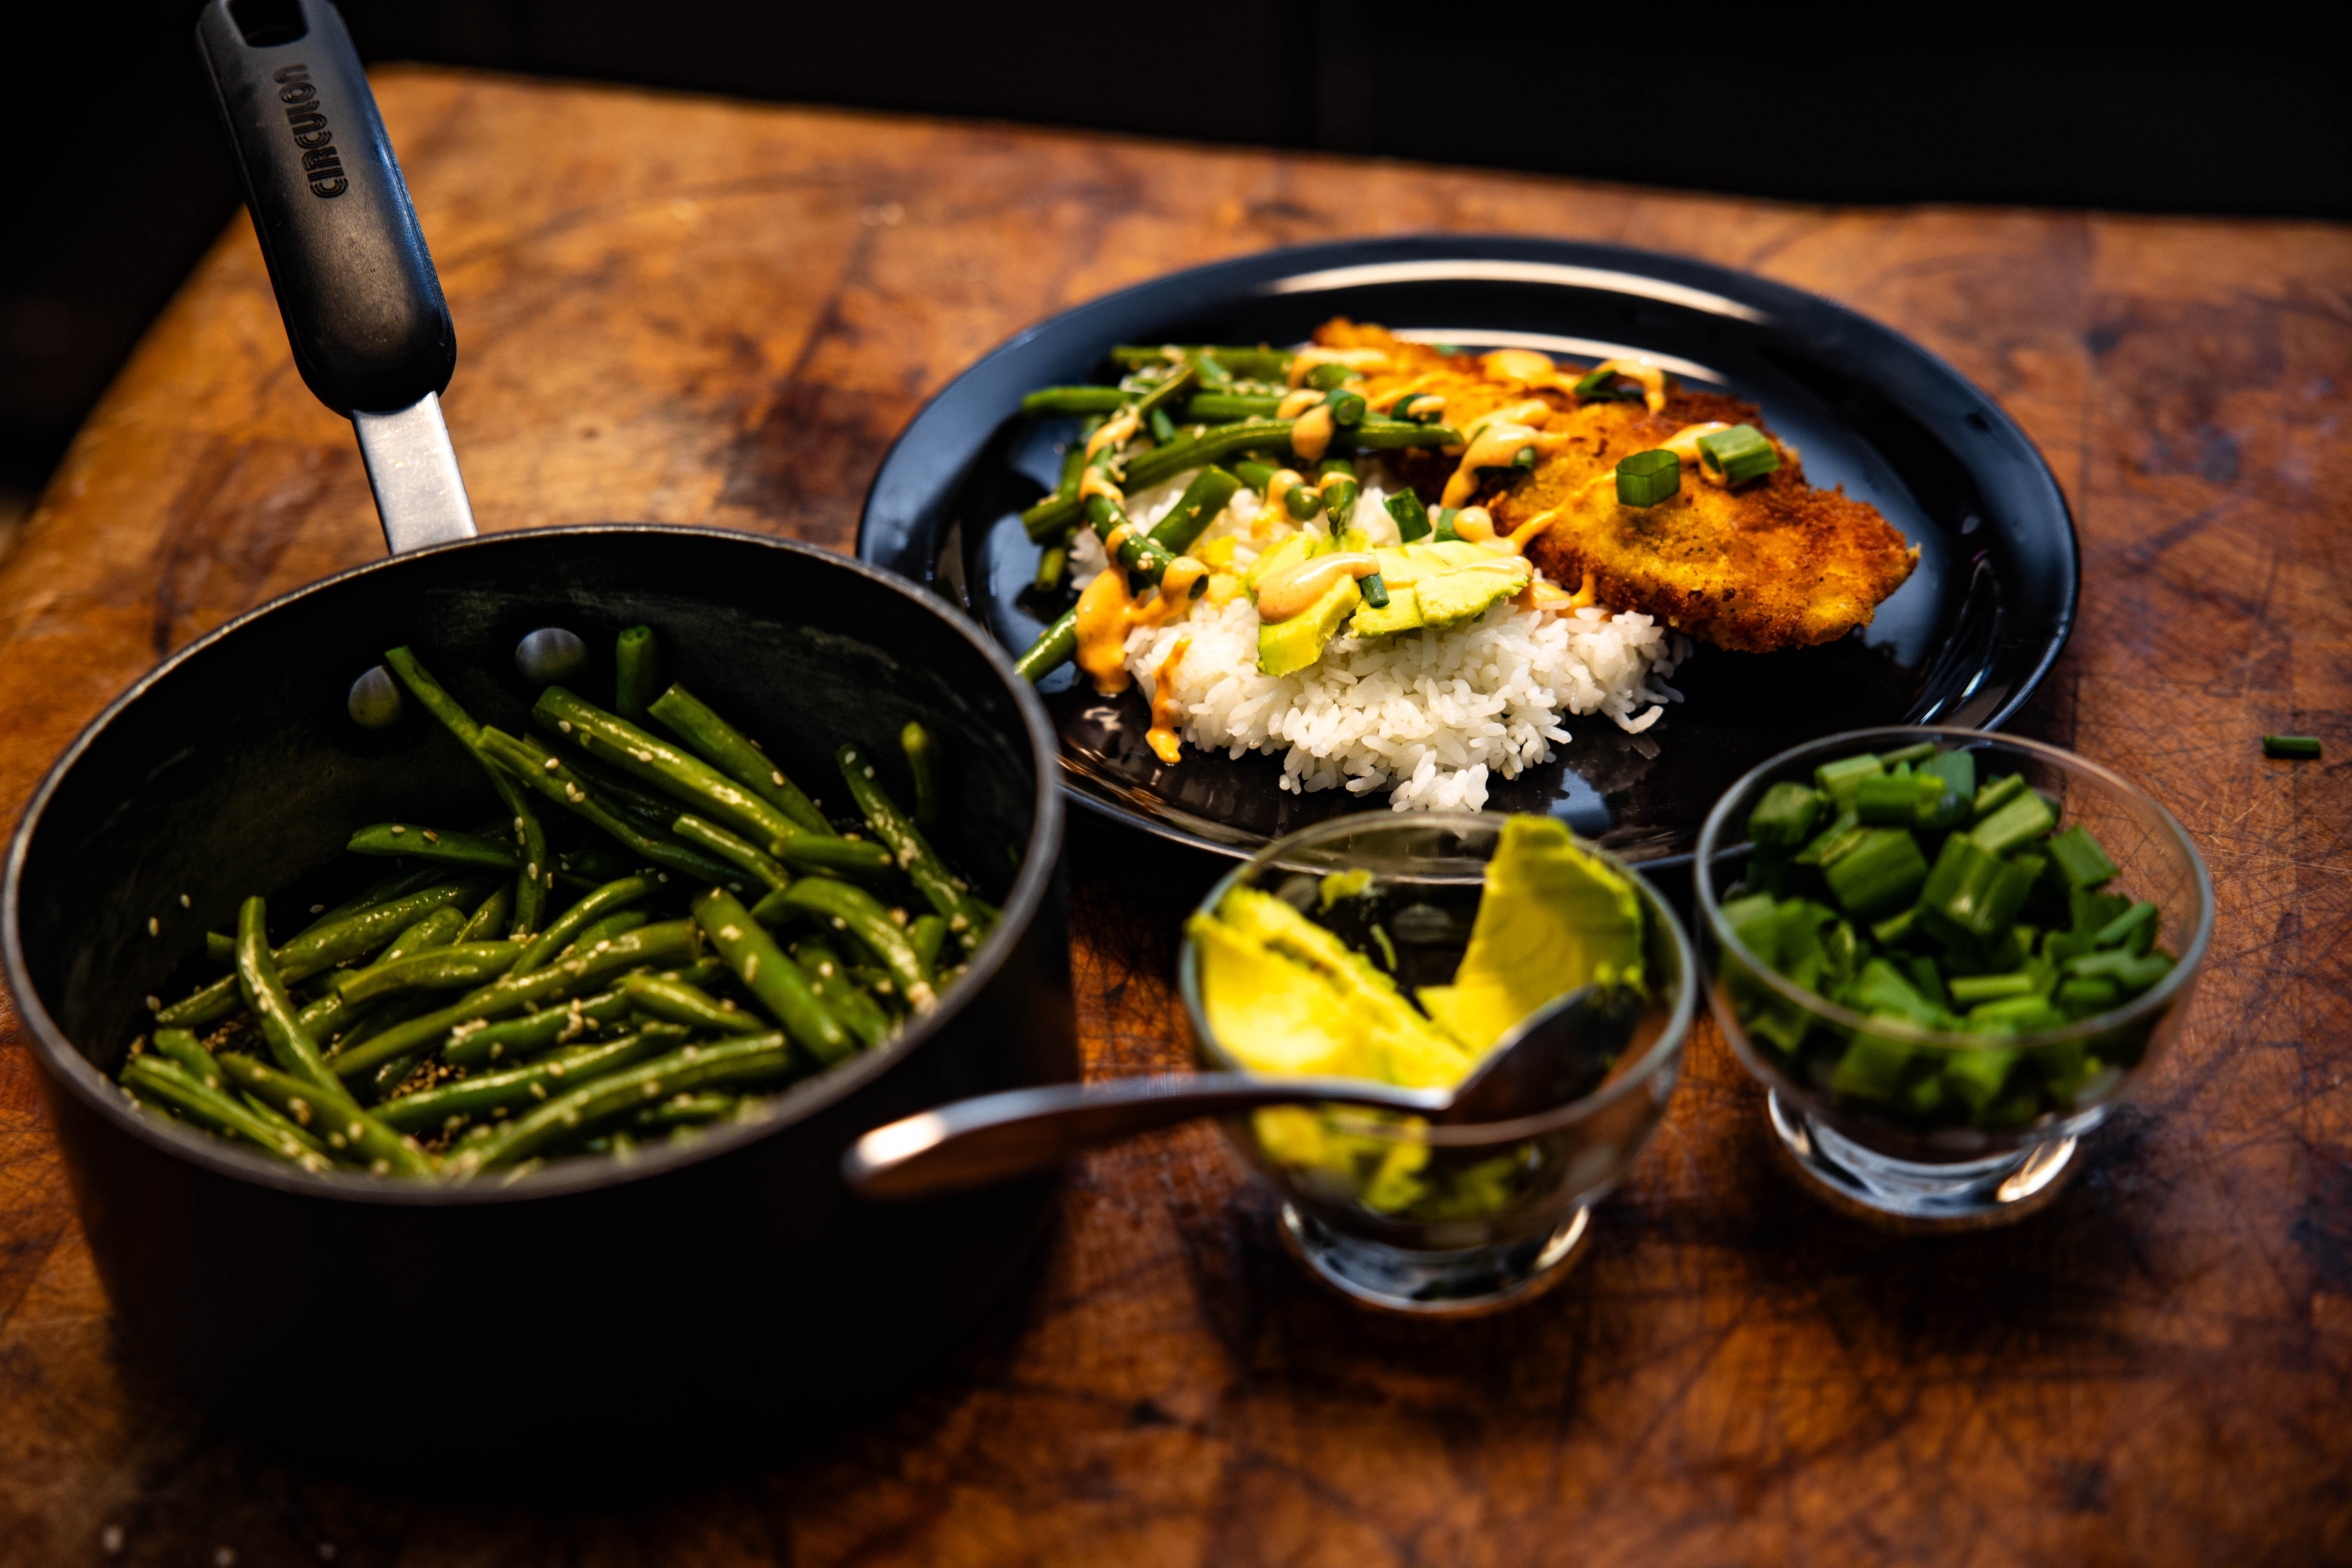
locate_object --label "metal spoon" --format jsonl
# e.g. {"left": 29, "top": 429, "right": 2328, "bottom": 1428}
{"left": 843, "top": 983, "right": 1640, "bottom": 1200}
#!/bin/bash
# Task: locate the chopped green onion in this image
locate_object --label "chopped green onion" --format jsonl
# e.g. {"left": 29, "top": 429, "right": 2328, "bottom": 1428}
{"left": 1615, "top": 449, "right": 1680, "bottom": 507}
{"left": 1696, "top": 425, "right": 1780, "bottom": 485}
{"left": 1386, "top": 490, "right": 1432, "bottom": 542}
{"left": 1325, "top": 389, "right": 1367, "bottom": 427}
{"left": 1942, "top": 1045, "right": 2019, "bottom": 1110}
{"left": 2044, "top": 825, "right": 2118, "bottom": 889}
{"left": 2264, "top": 734, "right": 2321, "bottom": 759}
{"left": 2056, "top": 977, "right": 2120, "bottom": 1017}
{"left": 1822, "top": 828, "right": 1930, "bottom": 919}
{"left": 1814, "top": 753, "right": 1884, "bottom": 812}
{"left": 1880, "top": 741, "right": 1940, "bottom": 768}
{"left": 1920, "top": 748, "right": 1976, "bottom": 802}
{"left": 2092, "top": 900, "right": 2159, "bottom": 953}
{"left": 1972, "top": 772, "right": 2028, "bottom": 820}
{"left": 1748, "top": 781, "right": 1825, "bottom": 850}
{"left": 1360, "top": 573, "right": 1390, "bottom": 609}
{"left": 1970, "top": 791, "right": 2057, "bottom": 857}
{"left": 1948, "top": 971, "right": 2038, "bottom": 1005}
{"left": 1283, "top": 484, "right": 1323, "bottom": 521}
{"left": 1855, "top": 771, "right": 1923, "bottom": 825}
{"left": 1573, "top": 365, "right": 1638, "bottom": 399}
{"left": 1431, "top": 508, "right": 1461, "bottom": 543}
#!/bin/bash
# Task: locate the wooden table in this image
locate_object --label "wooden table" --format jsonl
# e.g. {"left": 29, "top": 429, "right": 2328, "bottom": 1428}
{"left": 3, "top": 67, "right": 2347, "bottom": 1566}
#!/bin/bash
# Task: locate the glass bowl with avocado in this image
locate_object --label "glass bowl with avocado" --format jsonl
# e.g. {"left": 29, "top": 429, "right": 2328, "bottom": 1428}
{"left": 1696, "top": 728, "right": 2213, "bottom": 1225}
{"left": 1179, "top": 812, "right": 1694, "bottom": 1315}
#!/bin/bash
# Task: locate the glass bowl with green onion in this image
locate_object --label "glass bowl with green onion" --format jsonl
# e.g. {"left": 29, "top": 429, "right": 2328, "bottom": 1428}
{"left": 1695, "top": 729, "right": 2213, "bottom": 1226}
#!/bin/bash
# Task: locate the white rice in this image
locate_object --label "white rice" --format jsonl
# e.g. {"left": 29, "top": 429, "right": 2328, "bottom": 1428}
{"left": 1070, "top": 469, "right": 1687, "bottom": 812}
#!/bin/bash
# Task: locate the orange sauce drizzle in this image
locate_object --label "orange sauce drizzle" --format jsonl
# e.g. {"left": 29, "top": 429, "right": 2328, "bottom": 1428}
{"left": 1145, "top": 634, "right": 1194, "bottom": 764}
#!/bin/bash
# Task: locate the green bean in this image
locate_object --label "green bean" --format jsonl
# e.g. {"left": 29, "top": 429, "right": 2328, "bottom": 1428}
{"left": 692, "top": 888, "right": 854, "bottom": 1063}
{"left": 1182, "top": 392, "right": 1281, "bottom": 422}
{"left": 383, "top": 646, "right": 550, "bottom": 936}
{"left": 374, "top": 1026, "right": 685, "bottom": 1136}
{"left": 346, "top": 823, "right": 517, "bottom": 869}
{"left": 1111, "top": 344, "right": 1293, "bottom": 378}
{"left": 122, "top": 1056, "right": 327, "bottom": 1169}
{"left": 754, "top": 875, "right": 934, "bottom": 1006}
{"left": 901, "top": 722, "right": 941, "bottom": 833}
{"left": 455, "top": 1031, "right": 799, "bottom": 1173}
{"left": 620, "top": 972, "right": 769, "bottom": 1035}
{"left": 772, "top": 834, "right": 898, "bottom": 880}
{"left": 514, "top": 875, "right": 660, "bottom": 975}
{"left": 551, "top": 743, "right": 698, "bottom": 833}
{"left": 645, "top": 683, "right": 834, "bottom": 837}
{"left": 1021, "top": 419, "right": 1456, "bottom": 539}
{"left": 456, "top": 884, "right": 515, "bottom": 943}
{"left": 908, "top": 913, "right": 948, "bottom": 974}
{"left": 534, "top": 687, "right": 808, "bottom": 853}
{"left": 444, "top": 987, "right": 633, "bottom": 1069}
{"left": 334, "top": 941, "right": 525, "bottom": 1007}
{"left": 157, "top": 882, "right": 479, "bottom": 1028}
{"left": 205, "top": 931, "right": 236, "bottom": 965}
{"left": 236, "top": 897, "right": 341, "bottom": 1091}
{"left": 1014, "top": 464, "right": 1243, "bottom": 683}
{"left": 239, "top": 1091, "right": 332, "bottom": 1161}
{"left": 294, "top": 867, "right": 438, "bottom": 942}
{"left": 614, "top": 625, "right": 659, "bottom": 724}
{"left": 476, "top": 727, "right": 741, "bottom": 888}
{"left": 556, "top": 847, "right": 642, "bottom": 888}
{"left": 787, "top": 937, "right": 897, "bottom": 1048}
{"left": 671, "top": 813, "right": 792, "bottom": 892}
{"left": 148, "top": 1027, "right": 223, "bottom": 1090}
{"left": 632, "top": 1092, "right": 739, "bottom": 1132}
{"left": 1021, "top": 386, "right": 1128, "bottom": 416}
{"left": 833, "top": 743, "right": 991, "bottom": 953}
{"left": 217, "top": 1052, "right": 434, "bottom": 1176}
{"left": 297, "top": 905, "right": 466, "bottom": 1042}
{"left": 327, "top": 919, "right": 701, "bottom": 1087}
{"left": 1033, "top": 543, "right": 1067, "bottom": 592}
{"left": 562, "top": 909, "right": 652, "bottom": 958}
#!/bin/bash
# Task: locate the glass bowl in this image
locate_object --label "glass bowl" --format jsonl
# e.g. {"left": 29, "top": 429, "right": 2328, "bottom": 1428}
{"left": 1178, "top": 811, "right": 1694, "bottom": 1315}
{"left": 1696, "top": 727, "right": 2214, "bottom": 1226}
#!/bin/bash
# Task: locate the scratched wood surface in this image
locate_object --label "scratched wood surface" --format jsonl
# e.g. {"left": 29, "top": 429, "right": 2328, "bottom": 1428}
{"left": 2, "top": 67, "right": 2348, "bottom": 1567}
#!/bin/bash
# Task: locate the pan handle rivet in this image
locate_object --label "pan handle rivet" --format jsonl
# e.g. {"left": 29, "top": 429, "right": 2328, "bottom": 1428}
{"left": 516, "top": 628, "right": 588, "bottom": 687}
{"left": 348, "top": 666, "right": 404, "bottom": 729}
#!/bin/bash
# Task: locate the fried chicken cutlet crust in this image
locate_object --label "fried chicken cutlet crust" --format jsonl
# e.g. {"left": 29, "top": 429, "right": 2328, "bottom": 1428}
{"left": 1309, "top": 321, "right": 1919, "bottom": 655}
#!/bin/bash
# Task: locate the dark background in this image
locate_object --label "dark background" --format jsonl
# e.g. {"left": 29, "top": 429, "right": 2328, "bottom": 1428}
{"left": 3, "top": 1, "right": 2345, "bottom": 532}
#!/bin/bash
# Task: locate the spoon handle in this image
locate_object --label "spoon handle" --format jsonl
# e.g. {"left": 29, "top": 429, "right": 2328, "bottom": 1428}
{"left": 843, "top": 1074, "right": 1445, "bottom": 1200}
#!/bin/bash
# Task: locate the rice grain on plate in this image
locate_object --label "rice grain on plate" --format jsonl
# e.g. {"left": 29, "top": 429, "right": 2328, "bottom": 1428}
{"left": 1070, "top": 469, "right": 1685, "bottom": 811}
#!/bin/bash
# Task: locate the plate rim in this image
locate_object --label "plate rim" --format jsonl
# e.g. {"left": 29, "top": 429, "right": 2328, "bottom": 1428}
{"left": 856, "top": 234, "right": 2079, "bottom": 865}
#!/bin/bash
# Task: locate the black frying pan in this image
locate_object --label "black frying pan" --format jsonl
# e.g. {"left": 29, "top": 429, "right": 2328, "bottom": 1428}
{"left": 1, "top": 0, "right": 1074, "bottom": 1464}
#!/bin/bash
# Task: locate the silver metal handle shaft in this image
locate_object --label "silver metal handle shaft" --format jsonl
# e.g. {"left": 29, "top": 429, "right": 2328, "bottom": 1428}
{"left": 352, "top": 392, "right": 478, "bottom": 554}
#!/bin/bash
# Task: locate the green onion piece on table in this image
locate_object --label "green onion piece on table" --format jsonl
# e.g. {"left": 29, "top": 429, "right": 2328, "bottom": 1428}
{"left": 2263, "top": 734, "right": 2321, "bottom": 759}
{"left": 1615, "top": 449, "right": 1680, "bottom": 507}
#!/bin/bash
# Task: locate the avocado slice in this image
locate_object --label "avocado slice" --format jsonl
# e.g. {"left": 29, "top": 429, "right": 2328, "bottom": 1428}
{"left": 1415, "top": 559, "right": 1532, "bottom": 628}
{"left": 1257, "top": 571, "right": 1363, "bottom": 676}
{"left": 1187, "top": 913, "right": 1363, "bottom": 1078}
{"left": 1202, "top": 888, "right": 1472, "bottom": 1087}
{"left": 1245, "top": 533, "right": 1317, "bottom": 594}
{"left": 1350, "top": 587, "right": 1424, "bottom": 639}
{"left": 1417, "top": 816, "right": 1646, "bottom": 1054}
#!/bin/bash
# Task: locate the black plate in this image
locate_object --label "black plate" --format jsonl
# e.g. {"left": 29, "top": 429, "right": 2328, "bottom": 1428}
{"left": 858, "top": 237, "right": 2076, "bottom": 866}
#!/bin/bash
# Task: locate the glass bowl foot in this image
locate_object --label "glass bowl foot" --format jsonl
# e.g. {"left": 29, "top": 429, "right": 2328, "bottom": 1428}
{"left": 1278, "top": 1204, "right": 1591, "bottom": 1316}
{"left": 1766, "top": 1090, "right": 2079, "bottom": 1228}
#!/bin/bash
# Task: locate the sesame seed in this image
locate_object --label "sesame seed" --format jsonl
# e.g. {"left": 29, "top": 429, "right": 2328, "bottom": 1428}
{"left": 642, "top": 1082, "right": 661, "bottom": 1097}
{"left": 845, "top": 831, "right": 862, "bottom": 842}
{"left": 514, "top": 817, "right": 526, "bottom": 832}
{"left": 423, "top": 830, "right": 441, "bottom": 842}
{"left": 720, "top": 925, "right": 742, "bottom": 941}
{"left": 891, "top": 907, "right": 908, "bottom": 925}
{"left": 328, "top": 1133, "right": 347, "bottom": 1148}
{"left": 310, "top": 903, "right": 325, "bottom": 914}
{"left": 830, "top": 917, "right": 846, "bottom": 931}
{"left": 370, "top": 1159, "right": 389, "bottom": 1174}
{"left": 876, "top": 979, "right": 894, "bottom": 995}
{"left": 949, "top": 914, "right": 968, "bottom": 931}
{"left": 658, "top": 874, "right": 670, "bottom": 883}
{"left": 215, "top": 1547, "right": 236, "bottom": 1566}
{"left": 178, "top": 894, "right": 191, "bottom": 908}
{"left": 347, "top": 1120, "right": 364, "bottom": 1139}
{"left": 772, "top": 771, "right": 785, "bottom": 786}
{"left": 817, "top": 963, "right": 834, "bottom": 979}
{"left": 530, "top": 1084, "right": 547, "bottom": 1100}
{"left": 146, "top": 995, "right": 160, "bottom": 1010}
{"left": 863, "top": 766, "right": 875, "bottom": 778}
{"left": 147, "top": 917, "right": 159, "bottom": 936}
{"left": 558, "top": 720, "right": 573, "bottom": 733}
{"left": 563, "top": 1110, "right": 580, "bottom": 1126}
{"left": 544, "top": 757, "right": 560, "bottom": 771}
{"left": 391, "top": 824, "right": 406, "bottom": 835}
{"left": 526, "top": 863, "right": 538, "bottom": 879}
{"left": 101, "top": 1525, "right": 124, "bottom": 1555}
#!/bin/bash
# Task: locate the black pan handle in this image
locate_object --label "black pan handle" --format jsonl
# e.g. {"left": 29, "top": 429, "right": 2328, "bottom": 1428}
{"left": 194, "top": 0, "right": 475, "bottom": 551}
